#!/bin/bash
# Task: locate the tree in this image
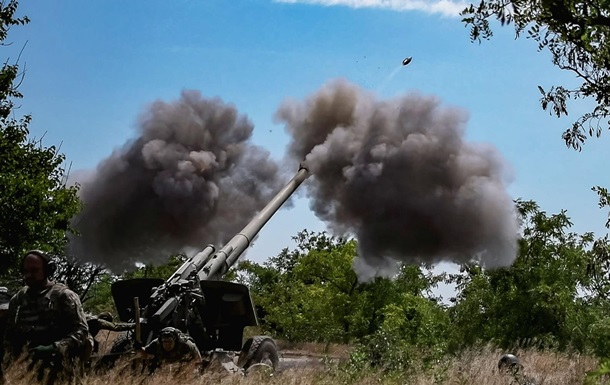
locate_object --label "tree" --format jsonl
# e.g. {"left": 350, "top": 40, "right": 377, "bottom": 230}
{"left": 0, "top": 0, "right": 81, "bottom": 276}
{"left": 53, "top": 257, "right": 105, "bottom": 301}
{"left": 356, "top": 292, "right": 450, "bottom": 373}
{"left": 237, "top": 231, "right": 359, "bottom": 342}
{"left": 121, "top": 254, "right": 188, "bottom": 280}
{"left": 81, "top": 272, "right": 116, "bottom": 315}
{"left": 461, "top": 0, "right": 610, "bottom": 150}
{"left": 447, "top": 200, "right": 592, "bottom": 351}
{"left": 237, "top": 230, "right": 448, "bottom": 346}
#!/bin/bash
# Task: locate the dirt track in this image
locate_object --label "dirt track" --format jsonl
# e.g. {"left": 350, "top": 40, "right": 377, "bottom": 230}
{"left": 278, "top": 352, "right": 333, "bottom": 371}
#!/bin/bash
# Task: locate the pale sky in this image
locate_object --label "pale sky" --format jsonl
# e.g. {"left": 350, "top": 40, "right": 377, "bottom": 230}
{"left": 273, "top": 0, "right": 468, "bottom": 16}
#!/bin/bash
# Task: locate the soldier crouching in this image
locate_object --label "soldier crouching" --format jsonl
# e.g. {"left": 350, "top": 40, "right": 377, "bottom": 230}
{"left": 136, "top": 327, "right": 202, "bottom": 374}
{"left": 2, "top": 250, "right": 92, "bottom": 385}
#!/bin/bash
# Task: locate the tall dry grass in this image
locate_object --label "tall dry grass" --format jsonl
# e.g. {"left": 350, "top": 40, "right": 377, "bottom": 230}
{"left": 2, "top": 345, "right": 603, "bottom": 385}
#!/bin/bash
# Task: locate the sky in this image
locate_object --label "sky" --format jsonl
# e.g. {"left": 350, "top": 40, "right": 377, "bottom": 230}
{"left": 6, "top": 0, "right": 610, "bottom": 280}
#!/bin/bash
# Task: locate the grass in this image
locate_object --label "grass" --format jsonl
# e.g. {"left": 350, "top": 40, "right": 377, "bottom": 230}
{"left": 2, "top": 334, "right": 604, "bottom": 385}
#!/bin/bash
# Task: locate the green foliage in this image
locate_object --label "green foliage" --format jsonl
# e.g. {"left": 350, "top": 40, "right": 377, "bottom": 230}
{"left": 82, "top": 272, "right": 116, "bottom": 314}
{"left": 447, "top": 200, "right": 592, "bottom": 351}
{"left": 355, "top": 293, "right": 449, "bottom": 373}
{"left": 122, "top": 254, "right": 188, "bottom": 280}
{"left": 461, "top": 0, "right": 610, "bottom": 150}
{"left": 585, "top": 358, "right": 610, "bottom": 385}
{"left": 238, "top": 231, "right": 362, "bottom": 342}
{"left": 238, "top": 230, "right": 448, "bottom": 351}
{"left": 593, "top": 186, "right": 610, "bottom": 229}
{"left": 0, "top": 0, "right": 80, "bottom": 276}
{"left": 587, "top": 237, "right": 610, "bottom": 300}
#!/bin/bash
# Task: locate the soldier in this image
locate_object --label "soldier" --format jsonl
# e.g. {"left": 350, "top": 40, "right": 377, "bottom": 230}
{"left": 0, "top": 287, "right": 11, "bottom": 385}
{"left": 498, "top": 354, "right": 537, "bottom": 385}
{"left": 498, "top": 353, "right": 523, "bottom": 374}
{"left": 3, "top": 250, "right": 92, "bottom": 385}
{"left": 137, "top": 327, "right": 202, "bottom": 372}
{"left": 86, "top": 312, "right": 134, "bottom": 354}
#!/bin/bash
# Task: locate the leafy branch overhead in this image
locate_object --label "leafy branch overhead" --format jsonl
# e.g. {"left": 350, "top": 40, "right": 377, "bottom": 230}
{"left": 462, "top": 0, "right": 610, "bottom": 150}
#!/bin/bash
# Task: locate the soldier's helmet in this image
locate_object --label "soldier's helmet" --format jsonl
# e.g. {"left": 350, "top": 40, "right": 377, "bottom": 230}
{"left": 159, "top": 327, "right": 179, "bottom": 342}
{"left": 0, "top": 287, "right": 10, "bottom": 311}
{"left": 498, "top": 353, "right": 523, "bottom": 373}
{"left": 98, "top": 312, "right": 113, "bottom": 322}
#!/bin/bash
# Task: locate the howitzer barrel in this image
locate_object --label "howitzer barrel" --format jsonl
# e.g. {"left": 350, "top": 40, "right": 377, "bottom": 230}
{"left": 164, "top": 245, "right": 216, "bottom": 284}
{"left": 199, "top": 165, "right": 310, "bottom": 280}
{"left": 145, "top": 165, "right": 310, "bottom": 337}
{"left": 148, "top": 245, "right": 216, "bottom": 306}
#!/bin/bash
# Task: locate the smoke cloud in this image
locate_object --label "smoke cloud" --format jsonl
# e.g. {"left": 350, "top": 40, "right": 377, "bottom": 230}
{"left": 275, "top": 79, "right": 518, "bottom": 280}
{"left": 70, "top": 90, "right": 282, "bottom": 272}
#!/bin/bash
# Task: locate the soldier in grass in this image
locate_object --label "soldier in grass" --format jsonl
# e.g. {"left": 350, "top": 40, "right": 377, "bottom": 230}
{"left": 498, "top": 354, "right": 537, "bottom": 385}
{"left": 136, "top": 326, "right": 202, "bottom": 373}
{"left": 2, "top": 250, "right": 92, "bottom": 385}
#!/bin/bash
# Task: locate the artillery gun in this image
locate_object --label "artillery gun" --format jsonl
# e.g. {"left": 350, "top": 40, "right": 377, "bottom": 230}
{"left": 106, "top": 165, "right": 310, "bottom": 373}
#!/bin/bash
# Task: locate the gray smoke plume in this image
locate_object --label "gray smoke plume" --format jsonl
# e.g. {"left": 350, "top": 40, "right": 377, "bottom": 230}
{"left": 275, "top": 79, "right": 518, "bottom": 280}
{"left": 70, "top": 90, "right": 282, "bottom": 272}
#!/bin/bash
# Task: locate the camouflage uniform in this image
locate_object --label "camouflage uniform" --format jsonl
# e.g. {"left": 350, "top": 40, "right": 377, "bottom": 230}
{"left": 143, "top": 328, "right": 201, "bottom": 371}
{"left": 86, "top": 313, "right": 134, "bottom": 353}
{"left": 3, "top": 283, "right": 92, "bottom": 385}
{"left": 514, "top": 373, "right": 538, "bottom": 385}
{"left": 86, "top": 314, "right": 134, "bottom": 338}
{"left": 0, "top": 287, "right": 11, "bottom": 385}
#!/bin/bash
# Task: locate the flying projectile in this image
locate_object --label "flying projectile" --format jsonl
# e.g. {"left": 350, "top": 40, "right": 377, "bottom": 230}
{"left": 402, "top": 57, "right": 412, "bottom": 66}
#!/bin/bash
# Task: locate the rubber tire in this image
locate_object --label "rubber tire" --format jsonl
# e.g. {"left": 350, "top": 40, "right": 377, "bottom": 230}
{"left": 240, "top": 336, "right": 279, "bottom": 372}
{"left": 110, "top": 332, "right": 133, "bottom": 354}
{"left": 92, "top": 332, "right": 134, "bottom": 373}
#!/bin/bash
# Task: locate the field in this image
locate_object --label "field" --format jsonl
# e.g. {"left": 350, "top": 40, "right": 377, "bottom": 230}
{"left": 2, "top": 334, "right": 605, "bottom": 385}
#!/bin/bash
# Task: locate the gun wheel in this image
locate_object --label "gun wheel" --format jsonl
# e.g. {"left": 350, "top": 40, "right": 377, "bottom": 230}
{"left": 238, "top": 336, "right": 279, "bottom": 372}
{"left": 110, "top": 332, "right": 134, "bottom": 354}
